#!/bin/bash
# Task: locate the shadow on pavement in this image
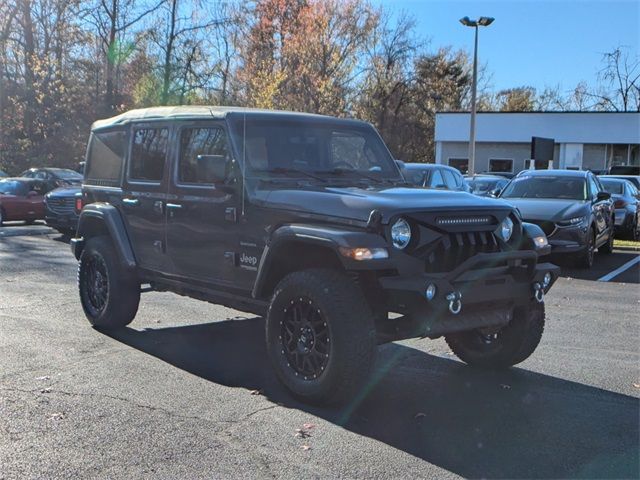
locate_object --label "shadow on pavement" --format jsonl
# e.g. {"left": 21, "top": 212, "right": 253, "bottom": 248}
{"left": 554, "top": 250, "right": 639, "bottom": 283}
{"left": 103, "top": 317, "right": 639, "bottom": 479}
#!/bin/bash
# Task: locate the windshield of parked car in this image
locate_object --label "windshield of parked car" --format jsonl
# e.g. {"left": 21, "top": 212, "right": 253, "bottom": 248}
{"left": 468, "top": 178, "right": 503, "bottom": 193}
{"left": 230, "top": 119, "right": 402, "bottom": 182}
{"left": 0, "top": 180, "right": 27, "bottom": 195}
{"left": 501, "top": 175, "right": 587, "bottom": 200}
{"left": 600, "top": 179, "right": 624, "bottom": 195}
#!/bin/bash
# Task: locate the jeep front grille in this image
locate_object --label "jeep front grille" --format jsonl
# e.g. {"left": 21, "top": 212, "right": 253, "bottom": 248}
{"left": 46, "top": 197, "right": 75, "bottom": 215}
{"left": 421, "top": 231, "right": 501, "bottom": 273}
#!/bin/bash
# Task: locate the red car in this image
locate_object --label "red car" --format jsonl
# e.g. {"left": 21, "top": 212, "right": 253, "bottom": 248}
{"left": 0, "top": 178, "right": 46, "bottom": 225}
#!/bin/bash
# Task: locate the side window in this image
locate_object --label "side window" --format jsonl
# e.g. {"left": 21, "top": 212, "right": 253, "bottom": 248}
{"left": 86, "top": 129, "right": 127, "bottom": 184}
{"left": 34, "top": 171, "right": 47, "bottom": 180}
{"left": 178, "top": 127, "right": 230, "bottom": 184}
{"left": 442, "top": 169, "right": 458, "bottom": 190}
{"left": 129, "top": 128, "right": 169, "bottom": 182}
{"left": 588, "top": 175, "right": 600, "bottom": 198}
{"left": 428, "top": 169, "right": 445, "bottom": 188}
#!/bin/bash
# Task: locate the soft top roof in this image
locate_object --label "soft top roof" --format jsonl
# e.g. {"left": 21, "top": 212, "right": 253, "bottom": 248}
{"left": 92, "top": 106, "right": 368, "bottom": 130}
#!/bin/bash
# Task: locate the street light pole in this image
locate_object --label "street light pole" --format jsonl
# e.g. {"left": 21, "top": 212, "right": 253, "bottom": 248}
{"left": 460, "top": 16, "right": 494, "bottom": 176}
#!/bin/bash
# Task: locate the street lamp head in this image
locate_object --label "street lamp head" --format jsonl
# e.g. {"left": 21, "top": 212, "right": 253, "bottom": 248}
{"left": 459, "top": 16, "right": 476, "bottom": 27}
{"left": 478, "top": 16, "right": 495, "bottom": 26}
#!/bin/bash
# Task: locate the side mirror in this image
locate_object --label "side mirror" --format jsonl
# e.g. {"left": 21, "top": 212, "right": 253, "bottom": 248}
{"left": 596, "top": 191, "right": 611, "bottom": 201}
{"left": 489, "top": 188, "right": 501, "bottom": 197}
{"left": 196, "top": 155, "right": 230, "bottom": 184}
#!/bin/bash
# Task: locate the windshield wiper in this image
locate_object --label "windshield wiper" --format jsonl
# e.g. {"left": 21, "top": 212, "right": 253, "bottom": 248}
{"left": 264, "top": 167, "right": 328, "bottom": 183}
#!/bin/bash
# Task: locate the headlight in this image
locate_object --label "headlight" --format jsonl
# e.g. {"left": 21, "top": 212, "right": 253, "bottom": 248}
{"left": 557, "top": 216, "right": 587, "bottom": 227}
{"left": 497, "top": 217, "right": 514, "bottom": 242}
{"left": 391, "top": 217, "right": 411, "bottom": 249}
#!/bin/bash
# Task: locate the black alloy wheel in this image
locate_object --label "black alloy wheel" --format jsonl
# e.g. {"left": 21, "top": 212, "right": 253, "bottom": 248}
{"left": 81, "top": 253, "right": 109, "bottom": 317}
{"left": 280, "top": 297, "right": 331, "bottom": 380}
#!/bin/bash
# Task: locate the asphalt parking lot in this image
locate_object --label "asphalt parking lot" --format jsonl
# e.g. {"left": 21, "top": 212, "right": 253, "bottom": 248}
{"left": 1, "top": 224, "right": 639, "bottom": 479}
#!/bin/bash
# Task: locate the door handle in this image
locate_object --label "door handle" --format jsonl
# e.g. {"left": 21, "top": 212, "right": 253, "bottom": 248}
{"left": 166, "top": 203, "right": 182, "bottom": 209}
{"left": 122, "top": 198, "right": 139, "bottom": 206}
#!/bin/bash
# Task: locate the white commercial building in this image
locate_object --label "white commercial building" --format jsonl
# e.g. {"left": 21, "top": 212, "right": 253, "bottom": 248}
{"left": 434, "top": 112, "right": 640, "bottom": 174}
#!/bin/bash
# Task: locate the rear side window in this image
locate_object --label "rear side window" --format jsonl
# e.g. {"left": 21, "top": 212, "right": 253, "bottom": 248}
{"left": 130, "top": 128, "right": 169, "bottom": 182}
{"left": 427, "top": 169, "right": 445, "bottom": 188}
{"left": 442, "top": 169, "right": 458, "bottom": 189}
{"left": 86, "top": 129, "right": 127, "bottom": 185}
{"left": 178, "top": 127, "right": 230, "bottom": 184}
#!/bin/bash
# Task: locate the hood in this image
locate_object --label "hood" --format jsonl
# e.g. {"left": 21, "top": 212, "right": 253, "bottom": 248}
{"left": 259, "top": 185, "right": 513, "bottom": 223}
{"left": 46, "top": 186, "right": 81, "bottom": 198}
{"left": 501, "top": 198, "right": 589, "bottom": 222}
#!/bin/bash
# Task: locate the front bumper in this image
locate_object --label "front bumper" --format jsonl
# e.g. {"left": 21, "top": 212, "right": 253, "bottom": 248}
{"left": 548, "top": 224, "right": 589, "bottom": 254}
{"left": 377, "top": 250, "right": 559, "bottom": 339}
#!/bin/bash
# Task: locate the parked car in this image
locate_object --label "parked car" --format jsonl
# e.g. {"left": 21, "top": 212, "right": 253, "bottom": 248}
{"left": 0, "top": 177, "right": 46, "bottom": 226}
{"left": 466, "top": 174, "right": 510, "bottom": 197}
{"left": 70, "top": 106, "right": 558, "bottom": 405}
{"left": 599, "top": 174, "right": 640, "bottom": 190}
{"left": 402, "top": 163, "right": 469, "bottom": 191}
{"left": 609, "top": 165, "right": 640, "bottom": 176}
{"left": 0, "top": 169, "right": 8, "bottom": 177}
{"left": 20, "top": 167, "right": 83, "bottom": 192}
{"left": 599, "top": 177, "right": 640, "bottom": 240}
{"left": 44, "top": 185, "right": 82, "bottom": 235}
{"left": 499, "top": 169, "right": 614, "bottom": 268}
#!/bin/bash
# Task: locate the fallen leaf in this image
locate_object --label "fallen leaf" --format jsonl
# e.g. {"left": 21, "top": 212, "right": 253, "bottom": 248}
{"left": 294, "top": 429, "right": 311, "bottom": 439}
{"left": 49, "top": 412, "right": 65, "bottom": 421}
{"left": 302, "top": 423, "right": 315, "bottom": 430}
{"left": 301, "top": 445, "right": 311, "bottom": 451}
{"left": 633, "top": 383, "right": 640, "bottom": 389}
{"left": 249, "top": 389, "right": 263, "bottom": 396}
{"left": 36, "top": 376, "right": 50, "bottom": 381}
{"left": 414, "top": 412, "right": 426, "bottom": 419}
{"left": 40, "top": 387, "right": 52, "bottom": 394}
{"left": 499, "top": 384, "right": 511, "bottom": 390}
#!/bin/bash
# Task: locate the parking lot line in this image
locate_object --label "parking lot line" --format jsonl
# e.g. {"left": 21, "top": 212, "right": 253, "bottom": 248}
{"left": 597, "top": 255, "right": 640, "bottom": 282}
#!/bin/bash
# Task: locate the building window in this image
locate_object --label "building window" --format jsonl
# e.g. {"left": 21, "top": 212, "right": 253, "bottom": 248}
{"left": 448, "top": 158, "right": 468, "bottom": 174}
{"left": 489, "top": 158, "right": 513, "bottom": 173}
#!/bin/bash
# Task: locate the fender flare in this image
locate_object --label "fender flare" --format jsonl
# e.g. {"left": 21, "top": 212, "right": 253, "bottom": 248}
{"left": 72, "top": 203, "right": 136, "bottom": 269}
{"left": 252, "top": 224, "right": 390, "bottom": 299}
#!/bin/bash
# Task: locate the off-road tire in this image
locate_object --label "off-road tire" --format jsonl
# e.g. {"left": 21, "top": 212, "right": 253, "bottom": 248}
{"left": 445, "top": 301, "right": 545, "bottom": 369}
{"left": 78, "top": 235, "right": 140, "bottom": 329}
{"left": 266, "top": 268, "right": 377, "bottom": 405}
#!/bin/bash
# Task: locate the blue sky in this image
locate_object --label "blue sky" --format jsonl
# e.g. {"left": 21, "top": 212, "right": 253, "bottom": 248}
{"left": 375, "top": 0, "right": 639, "bottom": 94}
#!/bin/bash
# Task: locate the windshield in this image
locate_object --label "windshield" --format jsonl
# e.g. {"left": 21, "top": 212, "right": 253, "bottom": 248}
{"left": 501, "top": 175, "right": 587, "bottom": 200}
{"left": 468, "top": 178, "right": 502, "bottom": 193}
{"left": 229, "top": 119, "right": 401, "bottom": 182}
{"left": 600, "top": 179, "right": 624, "bottom": 195}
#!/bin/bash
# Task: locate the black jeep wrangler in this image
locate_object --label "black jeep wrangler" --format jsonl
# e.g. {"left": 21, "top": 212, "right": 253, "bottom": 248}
{"left": 71, "top": 106, "right": 558, "bottom": 405}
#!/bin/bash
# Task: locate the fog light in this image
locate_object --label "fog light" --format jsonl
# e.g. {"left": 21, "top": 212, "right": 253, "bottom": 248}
{"left": 425, "top": 283, "right": 437, "bottom": 301}
{"left": 534, "top": 235, "right": 548, "bottom": 248}
{"left": 543, "top": 272, "right": 552, "bottom": 287}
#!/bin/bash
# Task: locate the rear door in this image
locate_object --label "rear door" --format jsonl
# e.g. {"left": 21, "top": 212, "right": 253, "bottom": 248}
{"left": 121, "top": 124, "right": 171, "bottom": 272}
{"left": 165, "top": 122, "right": 241, "bottom": 288}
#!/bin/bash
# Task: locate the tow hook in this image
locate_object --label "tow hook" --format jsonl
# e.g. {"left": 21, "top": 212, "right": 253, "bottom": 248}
{"left": 446, "top": 291, "right": 462, "bottom": 315}
{"left": 533, "top": 282, "right": 544, "bottom": 303}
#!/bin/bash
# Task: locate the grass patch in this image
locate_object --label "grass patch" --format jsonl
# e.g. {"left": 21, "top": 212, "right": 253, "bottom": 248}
{"left": 614, "top": 239, "right": 640, "bottom": 249}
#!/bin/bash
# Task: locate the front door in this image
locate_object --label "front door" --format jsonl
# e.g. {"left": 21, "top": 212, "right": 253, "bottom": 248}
{"left": 121, "top": 124, "right": 171, "bottom": 272}
{"left": 165, "top": 123, "right": 241, "bottom": 290}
